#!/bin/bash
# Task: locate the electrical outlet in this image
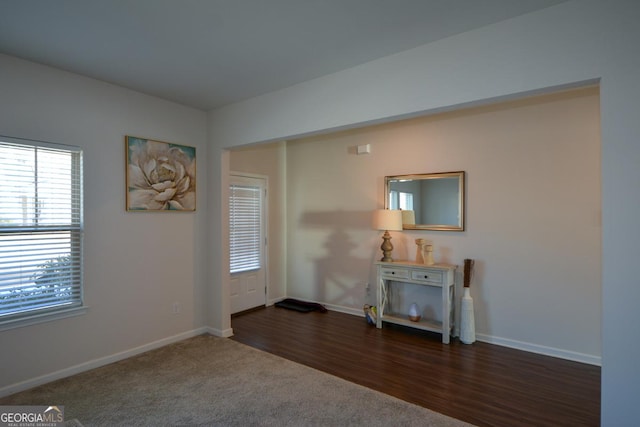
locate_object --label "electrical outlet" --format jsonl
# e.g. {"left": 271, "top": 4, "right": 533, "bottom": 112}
{"left": 172, "top": 302, "right": 181, "bottom": 314}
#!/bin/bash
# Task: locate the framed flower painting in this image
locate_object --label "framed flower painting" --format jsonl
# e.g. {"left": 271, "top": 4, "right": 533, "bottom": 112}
{"left": 125, "top": 136, "right": 196, "bottom": 211}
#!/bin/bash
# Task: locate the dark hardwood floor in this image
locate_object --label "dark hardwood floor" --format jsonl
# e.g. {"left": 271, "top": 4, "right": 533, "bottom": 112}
{"left": 231, "top": 307, "right": 600, "bottom": 427}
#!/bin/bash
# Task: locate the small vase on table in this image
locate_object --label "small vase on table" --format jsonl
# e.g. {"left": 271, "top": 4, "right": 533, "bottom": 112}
{"left": 414, "top": 239, "right": 426, "bottom": 264}
{"left": 424, "top": 244, "right": 435, "bottom": 266}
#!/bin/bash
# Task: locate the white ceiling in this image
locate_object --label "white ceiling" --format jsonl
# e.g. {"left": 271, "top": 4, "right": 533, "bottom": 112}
{"left": 0, "top": 0, "right": 566, "bottom": 111}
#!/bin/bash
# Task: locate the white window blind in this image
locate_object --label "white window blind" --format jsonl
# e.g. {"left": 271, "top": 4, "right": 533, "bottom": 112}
{"left": 389, "top": 190, "right": 414, "bottom": 210}
{"left": 229, "top": 184, "right": 262, "bottom": 274}
{"left": 0, "top": 136, "right": 83, "bottom": 324}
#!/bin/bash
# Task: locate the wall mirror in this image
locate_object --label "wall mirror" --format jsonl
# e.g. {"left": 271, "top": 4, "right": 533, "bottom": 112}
{"left": 385, "top": 171, "right": 465, "bottom": 231}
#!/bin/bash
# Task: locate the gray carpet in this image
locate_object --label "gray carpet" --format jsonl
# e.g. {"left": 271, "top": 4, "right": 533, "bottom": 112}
{"left": 1, "top": 335, "right": 473, "bottom": 426}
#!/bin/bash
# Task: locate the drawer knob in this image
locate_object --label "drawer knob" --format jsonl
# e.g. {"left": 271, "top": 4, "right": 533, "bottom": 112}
{"left": 391, "top": 272, "right": 395, "bottom": 275}
{"left": 423, "top": 275, "right": 428, "bottom": 279}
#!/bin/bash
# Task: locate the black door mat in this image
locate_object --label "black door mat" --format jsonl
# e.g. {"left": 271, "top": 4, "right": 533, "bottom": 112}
{"left": 275, "top": 298, "right": 327, "bottom": 313}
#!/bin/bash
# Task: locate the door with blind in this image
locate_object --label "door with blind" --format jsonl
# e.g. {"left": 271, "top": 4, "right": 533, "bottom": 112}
{"left": 229, "top": 174, "right": 266, "bottom": 314}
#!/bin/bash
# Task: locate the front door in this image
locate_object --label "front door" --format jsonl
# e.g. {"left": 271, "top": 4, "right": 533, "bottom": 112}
{"left": 229, "top": 174, "right": 266, "bottom": 314}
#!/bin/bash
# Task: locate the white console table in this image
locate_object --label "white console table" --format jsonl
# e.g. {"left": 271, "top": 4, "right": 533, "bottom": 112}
{"left": 376, "top": 261, "right": 456, "bottom": 344}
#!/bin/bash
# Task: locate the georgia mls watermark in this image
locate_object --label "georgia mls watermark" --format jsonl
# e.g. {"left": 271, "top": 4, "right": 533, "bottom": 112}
{"left": 0, "top": 406, "right": 64, "bottom": 427}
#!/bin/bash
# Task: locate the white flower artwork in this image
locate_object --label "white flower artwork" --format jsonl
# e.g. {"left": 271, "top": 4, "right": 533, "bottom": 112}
{"left": 126, "top": 136, "right": 196, "bottom": 211}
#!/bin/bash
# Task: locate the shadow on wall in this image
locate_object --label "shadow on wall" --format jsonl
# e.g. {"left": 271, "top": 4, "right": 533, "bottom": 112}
{"left": 299, "top": 211, "right": 373, "bottom": 309}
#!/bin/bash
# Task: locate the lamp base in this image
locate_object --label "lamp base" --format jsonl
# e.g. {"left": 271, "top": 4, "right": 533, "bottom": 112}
{"left": 380, "top": 230, "right": 394, "bottom": 262}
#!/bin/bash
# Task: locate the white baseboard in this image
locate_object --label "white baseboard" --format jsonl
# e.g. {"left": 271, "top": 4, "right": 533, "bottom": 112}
{"left": 204, "top": 326, "right": 234, "bottom": 338}
{"left": 0, "top": 327, "right": 211, "bottom": 398}
{"left": 266, "top": 298, "right": 364, "bottom": 318}
{"left": 321, "top": 303, "right": 601, "bottom": 366}
{"left": 323, "top": 303, "right": 363, "bottom": 317}
{"left": 2, "top": 307, "right": 599, "bottom": 399}
{"left": 475, "top": 333, "right": 601, "bottom": 366}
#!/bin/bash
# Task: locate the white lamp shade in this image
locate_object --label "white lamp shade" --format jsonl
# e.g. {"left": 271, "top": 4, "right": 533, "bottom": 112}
{"left": 401, "top": 210, "right": 416, "bottom": 225}
{"left": 373, "top": 209, "right": 403, "bottom": 231}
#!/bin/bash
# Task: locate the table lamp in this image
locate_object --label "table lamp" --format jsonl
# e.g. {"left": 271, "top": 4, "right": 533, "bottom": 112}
{"left": 373, "top": 209, "right": 403, "bottom": 262}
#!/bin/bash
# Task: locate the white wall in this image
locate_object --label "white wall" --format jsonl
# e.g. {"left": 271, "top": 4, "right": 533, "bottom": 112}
{"left": 0, "top": 54, "right": 208, "bottom": 393}
{"left": 208, "top": 2, "right": 640, "bottom": 424}
{"left": 285, "top": 87, "right": 601, "bottom": 362}
{"left": 230, "top": 142, "right": 288, "bottom": 305}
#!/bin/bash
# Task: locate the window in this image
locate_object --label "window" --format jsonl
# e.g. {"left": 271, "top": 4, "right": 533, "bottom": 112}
{"left": 0, "top": 136, "right": 83, "bottom": 327}
{"left": 229, "top": 181, "right": 262, "bottom": 274}
{"left": 389, "top": 190, "right": 414, "bottom": 210}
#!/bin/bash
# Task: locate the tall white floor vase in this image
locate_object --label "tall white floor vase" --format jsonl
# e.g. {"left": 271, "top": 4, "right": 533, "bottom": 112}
{"left": 460, "top": 287, "right": 476, "bottom": 344}
{"left": 460, "top": 258, "right": 476, "bottom": 344}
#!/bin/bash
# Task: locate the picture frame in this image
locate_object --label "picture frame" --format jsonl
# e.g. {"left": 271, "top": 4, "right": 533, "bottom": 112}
{"left": 125, "top": 136, "right": 196, "bottom": 211}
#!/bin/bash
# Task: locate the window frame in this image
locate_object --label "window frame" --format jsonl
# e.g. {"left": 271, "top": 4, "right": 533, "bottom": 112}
{"left": 0, "top": 135, "right": 86, "bottom": 331}
{"left": 388, "top": 190, "right": 414, "bottom": 211}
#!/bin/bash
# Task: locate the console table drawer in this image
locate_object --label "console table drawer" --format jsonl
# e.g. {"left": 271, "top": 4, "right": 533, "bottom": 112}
{"left": 380, "top": 267, "right": 410, "bottom": 280}
{"left": 410, "top": 269, "right": 443, "bottom": 285}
